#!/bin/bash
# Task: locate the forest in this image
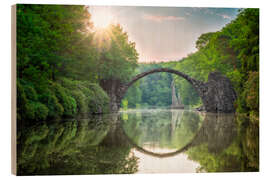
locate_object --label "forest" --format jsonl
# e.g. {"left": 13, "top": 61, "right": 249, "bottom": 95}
{"left": 124, "top": 8, "right": 259, "bottom": 121}
{"left": 17, "top": 5, "right": 259, "bottom": 125}
{"left": 17, "top": 4, "right": 138, "bottom": 126}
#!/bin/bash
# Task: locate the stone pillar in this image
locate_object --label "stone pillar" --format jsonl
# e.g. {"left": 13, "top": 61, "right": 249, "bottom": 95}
{"left": 171, "top": 80, "right": 179, "bottom": 107}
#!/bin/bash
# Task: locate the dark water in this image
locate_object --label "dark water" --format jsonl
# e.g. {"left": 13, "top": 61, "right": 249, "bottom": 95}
{"left": 17, "top": 109, "right": 259, "bottom": 175}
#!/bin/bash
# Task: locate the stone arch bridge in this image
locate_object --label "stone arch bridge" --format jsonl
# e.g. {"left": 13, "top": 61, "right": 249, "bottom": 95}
{"left": 101, "top": 68, "right": 237, "bottom": 113}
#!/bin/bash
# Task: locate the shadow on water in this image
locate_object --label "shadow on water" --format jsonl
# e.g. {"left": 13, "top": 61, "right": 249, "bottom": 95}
{"left": 17, "top": 110, "right": 259, "bottom": 175}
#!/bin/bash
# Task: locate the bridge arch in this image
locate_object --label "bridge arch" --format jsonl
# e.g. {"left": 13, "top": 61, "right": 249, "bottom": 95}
{"left": 114, "top": 68, "right": 236, "bottom": 113}
{"left": 124, "top": 68, "right": 204, "bottom": 93}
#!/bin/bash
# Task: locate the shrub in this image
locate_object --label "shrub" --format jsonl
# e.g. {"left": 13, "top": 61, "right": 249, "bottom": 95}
{"left": 236, "top": 71, "right": 259, "bottom": 116}
{"left": 17, "top": 80, "right": 29, "bottom": 122}
{"left": 23, "top": 85, "right": 38, "bottom": 101}
{"left": 34, "top": 102, "right": 49, "bottom": 120}
{"left": 18, "top": 77, "right": 110, "bottom": 124}
{"left": 59, "top": 78, "right": 110, "bottom": 114}
{"left": 25, "top": 102, "right": 49, "bottom": 121}
{"left": 57, "top": 78, "right": 77, "bottom": 90}
{"left": 39, "top": 90, "right": 64, "bottom": 119}
{"left": 65, "top": 96, "right": 77, "bottom": 116}
{"left": 245, "top": 71, "right": 259, "bottom": 112}
{"left": 52, "top": 83, "right": 77, "bottom": 117}
{"left": 71, "top": 90, "right": 88, "bottom": 114}
{"left": 81, "top": 82, "right": 110, "bottom": 114}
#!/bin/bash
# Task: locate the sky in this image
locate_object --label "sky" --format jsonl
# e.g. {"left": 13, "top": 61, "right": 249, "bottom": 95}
{"left": 88, "top": 6, "right": 239, "bottom": 63}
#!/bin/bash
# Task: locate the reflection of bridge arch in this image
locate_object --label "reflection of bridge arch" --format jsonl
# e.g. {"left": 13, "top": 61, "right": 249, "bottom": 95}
{"left": 118, "top": 112, "right": 237, "bottom": 158}
{"left": 119, "top": 124, "right": 194, "bottom": 158}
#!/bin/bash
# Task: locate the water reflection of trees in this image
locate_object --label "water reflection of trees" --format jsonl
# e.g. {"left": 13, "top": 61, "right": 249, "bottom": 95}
{"left": 122, "top": 110, "right": 203, "bottom": 150}
{"left": 121, "top": 111, "right": 238, "bottom": 158}
{"left": 189, "top": 113, "right": 237, "bottom": 154}
{"left": 121, "top": 111, "right": 259, "bottom": 172}
{"left": 186, "top": 114, "right": 259, "bottom": 172}
{"left": 17, "top": 114, "right": 138, "bottom": 175}
{"left": 17, "top": 110, "right": 259, "bottom": 175}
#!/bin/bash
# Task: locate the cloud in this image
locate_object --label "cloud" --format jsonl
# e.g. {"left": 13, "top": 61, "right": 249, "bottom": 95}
{"left": 217, "top": 13, "right": 232, "bottom": 19}
{"left": 143, "top": 14, "right": 185, "bottom": 23}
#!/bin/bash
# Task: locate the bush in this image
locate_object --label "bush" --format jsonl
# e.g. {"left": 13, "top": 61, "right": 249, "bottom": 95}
{"left": 17, "top": 77, "right": 110, "bottom": 124}
{"left": 52, "top": 83, "right": 77, "bottom": 117}
{"left": 57, "top": 78, "right": 78, "bottom": 90}
{"left": 226, "top": 69, "right": 243, "bottom": 93}
{"left": 17, "top": 80, "right": 29, "bottom": 122}
{"left": 64, "top": 96, "right": 77, "bottom": 117}
{"left": 81, "top": 82, "right": 110, "bottom": 114}
{"left": 26, "top": 102, "right": 49, "bottom": 121}
{"left": 245, "top": 71, "right": 259, "bottom": 112}
{"left": 17, "top": 80, "right": 49, "bottom": 122}
{"left": 39, "top": 90, "right": 64, "bottom": 119}
{"left": 34, "top": 102, "right": 49, "bottom": 120}
{"left": 24, "top": 85, "right": 38, "bottom": 101}
{"left": 236, "top": 71, "right": 259, "bottom": 116}
{"left": 71, "top": 90, "right": 88, "bottom": 114}
{"left": 59, "top": 78, "right": 110, "bottom": 114}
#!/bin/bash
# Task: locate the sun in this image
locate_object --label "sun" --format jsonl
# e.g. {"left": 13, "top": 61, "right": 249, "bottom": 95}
{"left": 89, "top": 7, "right": 114, "bottom": 30}
{"left": 92, "top": 14, "right": 113, "bottom": 29}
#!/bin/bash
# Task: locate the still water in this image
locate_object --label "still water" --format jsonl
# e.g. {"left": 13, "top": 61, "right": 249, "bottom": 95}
{"left": 17, "top": 109, "right": 259, "bottom": 175}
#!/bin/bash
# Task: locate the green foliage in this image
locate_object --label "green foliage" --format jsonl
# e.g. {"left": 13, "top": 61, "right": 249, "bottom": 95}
{"left": 81, "top": 82, "right": 110, "bottom": 114}
{"left": 123, "top": 63, "right": 173, "bottom": 108}
{"left": 17, "top": 80, "right": 50, "bottom": 122}
{"left": 175, "top": 78, "right": 201, "bottom": 106}
{"left": 17, "top": 80, "right": 29, "bottom": 122}
{"left": 16, "top": 4, "right": 93, "bottom": 82}
{"left": 57, "top": 78, "right": 110, "bottom": 114}
{"left": 39, "top": 89, "right": 64, "bottom": 119}
{"left": 70, "top": 90, "right": 88, "bottom": 114}
{"left": 97, "top": 24, "right": 138, "bottom": 82}
{"left": 243, "top": 72, "right": 259, "bottom": 115}
{"left": 124, "top": 81, "right": 141, "bottom": 108}
{"left": 23, "top": 85, "right": 38, "bottom": 101}
{"left": 17, "top": 4, "right": 138, "bottom": 124}
{"left": 52, "top": 83, "right": 77, "bottom": 117}
{"left": 172, "top": 8, "right": 259, "bottom": 115}
{"left": 17, "top": 77, "right": 110, "bottom": 122}
{"left": 27, "top": 102, "right": 49, "bottom": 121}
{"left": 122, "top": 99, "right": 128, "bottom": 110}
{"left": 195, "top": 32, "right": 215, "bottom": 50}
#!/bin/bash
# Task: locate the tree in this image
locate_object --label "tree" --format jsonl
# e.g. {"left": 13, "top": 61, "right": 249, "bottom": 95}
{"left": 97, "top": 24, "right": 139, "bottom": 83}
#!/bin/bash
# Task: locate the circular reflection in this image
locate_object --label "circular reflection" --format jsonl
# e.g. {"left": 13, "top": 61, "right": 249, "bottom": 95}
{"left": 119, "top": 110, "right": 236, "bottom": 158}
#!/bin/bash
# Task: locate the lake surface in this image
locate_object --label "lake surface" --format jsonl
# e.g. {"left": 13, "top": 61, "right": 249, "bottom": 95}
{"left": 17, "top": 109, "right": 259, "bottom": 175}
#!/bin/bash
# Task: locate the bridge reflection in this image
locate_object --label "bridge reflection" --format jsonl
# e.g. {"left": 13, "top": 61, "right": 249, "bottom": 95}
{"left": 101, "top": 111, "right": 237, "bottom": 158}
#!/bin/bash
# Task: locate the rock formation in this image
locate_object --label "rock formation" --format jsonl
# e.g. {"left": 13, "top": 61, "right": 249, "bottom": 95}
{"left": 171, "top": 80, "right": 184, "bottom": 109}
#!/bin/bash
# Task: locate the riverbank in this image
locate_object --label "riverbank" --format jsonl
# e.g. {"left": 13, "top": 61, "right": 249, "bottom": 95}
{"left": 17, "top": 77, "right": 110, "bottom": 127}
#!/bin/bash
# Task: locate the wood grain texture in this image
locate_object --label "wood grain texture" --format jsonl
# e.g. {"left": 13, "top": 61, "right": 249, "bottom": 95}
{"left": 11, "top": 4, "right": 16, "bottom": 175}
